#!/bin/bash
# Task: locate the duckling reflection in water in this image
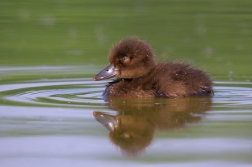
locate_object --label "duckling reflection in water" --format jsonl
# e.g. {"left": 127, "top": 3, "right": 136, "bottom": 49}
{"left": 93, "top": 97, "right": 212, "bottom": 156}
{"left": 94, "top": 111, "right": 154, "bottom": 156}
{"left": 93, "top": 37, "right": 213, "bottom": 99}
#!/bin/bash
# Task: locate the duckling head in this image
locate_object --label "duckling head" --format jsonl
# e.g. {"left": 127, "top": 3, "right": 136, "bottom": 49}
{"left": 93, "top": 38, "right": 156, "bottom": 80}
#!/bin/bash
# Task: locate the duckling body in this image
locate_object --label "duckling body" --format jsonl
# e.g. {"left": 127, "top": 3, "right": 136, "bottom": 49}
{"left": 94, "top": 38, "right": 213, "bottom": 99}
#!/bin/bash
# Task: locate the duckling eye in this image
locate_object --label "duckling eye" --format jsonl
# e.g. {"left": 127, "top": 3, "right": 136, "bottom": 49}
{"left": 121, "top": 56, "right": 130, "bottom": 63}
{"left": 122, "top": 56, "right": 128, "bottom": 61}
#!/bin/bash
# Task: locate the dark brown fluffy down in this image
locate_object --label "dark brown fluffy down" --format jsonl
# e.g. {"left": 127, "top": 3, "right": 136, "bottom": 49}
{"left": 97, "top": 38, "right": 213, "bottom": 99}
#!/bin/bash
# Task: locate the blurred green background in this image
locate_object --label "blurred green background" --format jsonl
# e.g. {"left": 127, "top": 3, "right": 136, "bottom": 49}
{"left": 1, "top": 0, "right": 251, "bottom": 81}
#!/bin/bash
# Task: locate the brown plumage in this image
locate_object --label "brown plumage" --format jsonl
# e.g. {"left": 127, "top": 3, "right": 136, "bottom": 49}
{"left": 93, "top": 38, "right": 213, "bottom": 99}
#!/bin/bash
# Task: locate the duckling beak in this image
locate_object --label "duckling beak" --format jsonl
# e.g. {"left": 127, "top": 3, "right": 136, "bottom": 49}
{"left": 93, "top": 112, "right": 118, "bottom": 132}
{"left": 93, "top": 64, "right": 118, "bottom": 81}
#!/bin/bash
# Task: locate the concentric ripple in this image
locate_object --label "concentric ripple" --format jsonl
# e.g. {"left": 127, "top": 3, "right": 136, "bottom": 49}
{"left": 213, "top": 81, "right": 252, "bottom": 109}
{"left": 0, "top": 79, "right": 252, "bottom": 108}
{"left": 0, "top": 79, "right": 108, "bottom": 108}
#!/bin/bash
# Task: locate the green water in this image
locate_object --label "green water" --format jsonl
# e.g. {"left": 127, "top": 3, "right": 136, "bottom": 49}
{"left": 1, "top": 0, "right": 252, "bottom": 80}
{"left": 0, "top": 0, "right": 252, "bottom": 166}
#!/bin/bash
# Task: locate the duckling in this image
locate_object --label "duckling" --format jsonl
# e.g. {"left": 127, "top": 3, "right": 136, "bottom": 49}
{"left": 93, "top": 38, "right": 213, "bottom": 99}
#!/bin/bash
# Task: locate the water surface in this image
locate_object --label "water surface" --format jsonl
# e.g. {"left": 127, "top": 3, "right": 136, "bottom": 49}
{"left": 1, "top": 0, "right": 252, "bottom": 166}
{"left": 0, "top": 66, "right": 252, "bottom": 167}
